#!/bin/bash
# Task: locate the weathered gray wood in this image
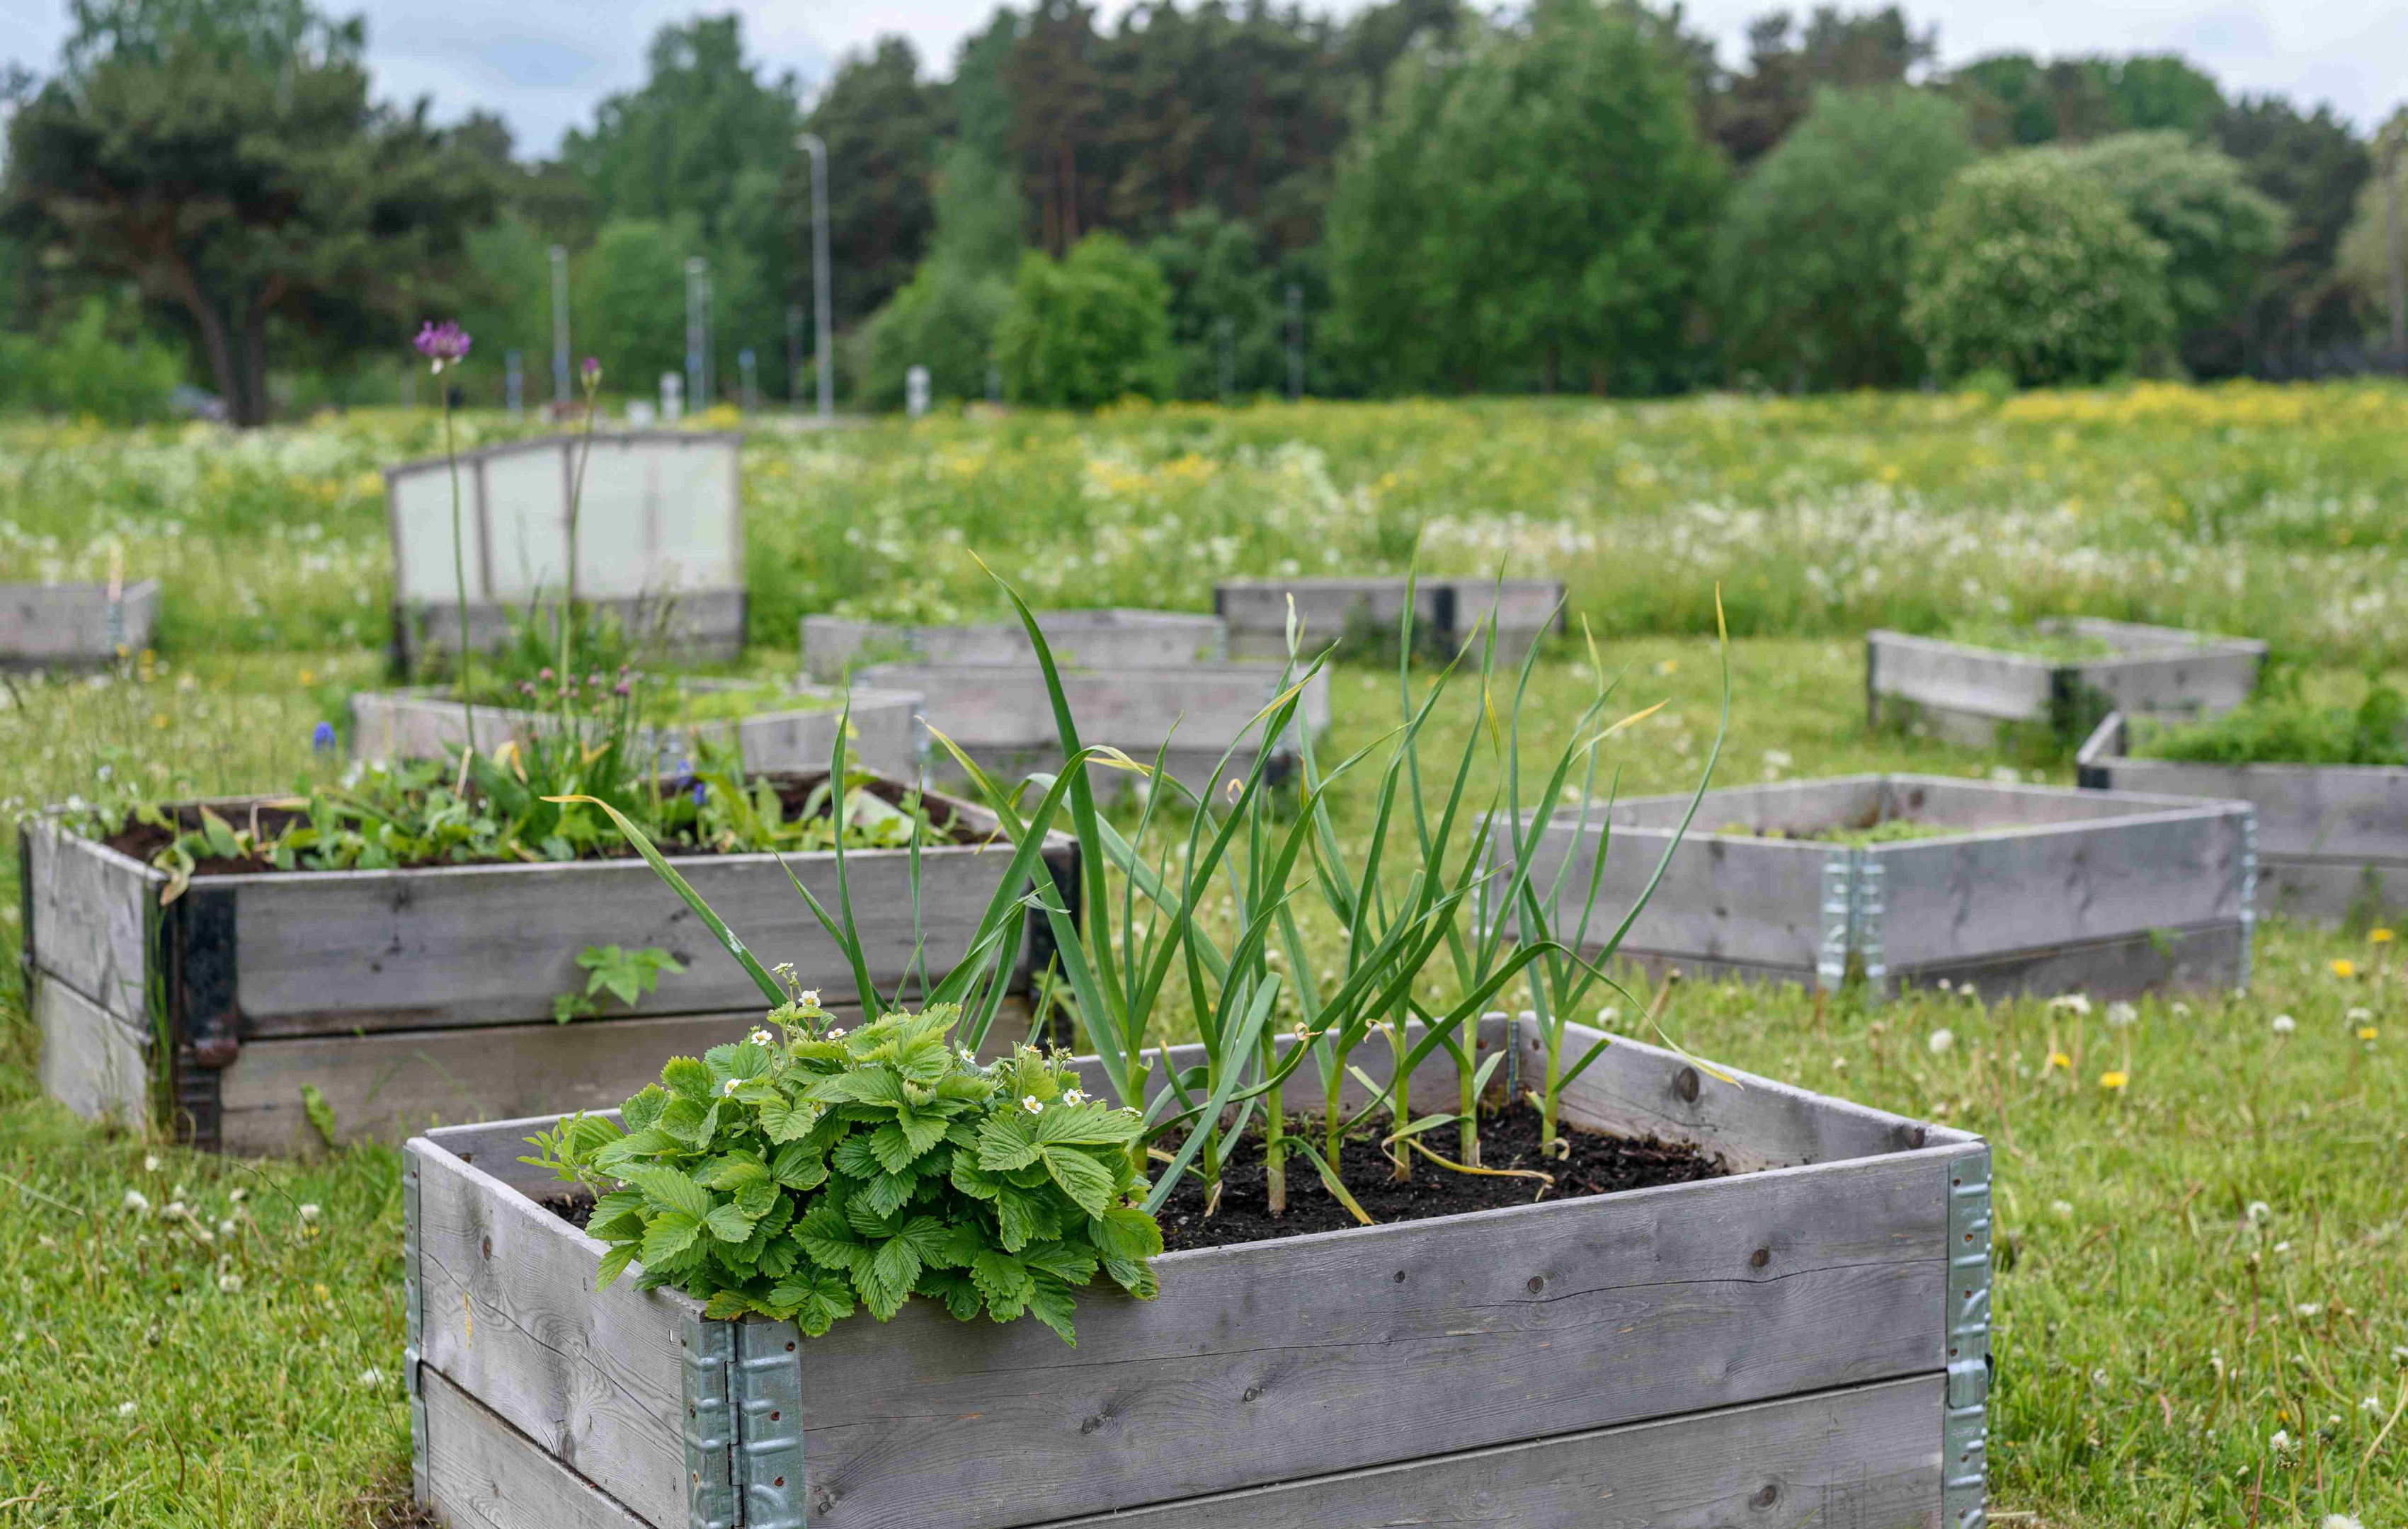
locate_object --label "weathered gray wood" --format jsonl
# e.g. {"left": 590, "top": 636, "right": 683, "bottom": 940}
{"left": 857, "top": 661, "right": 1330, "bottom": 803}
{"left": 2078, "top": 714, "right": 2408, "bottom": 927}
{"left": 395, "top": 590, "right": 749, "bottom": 673}
{"left": 0, "top": 580, "right": 161, "bottom": 668}
{"left": 413, "top": 1138, "right": 700, "bottom": 1529}
{"left": 216, "top": 996, "right": 1034, "bottom": 1153}
{"left": 1539, "top": 1019, "right": 1973, "bottom": 1172}
{"left": 423, "top": 1366, "right": 651, "bottom": 1529}
{"left": 21, "top": 816, "right": 153, "bottom": 1014}
{"left": 33, "top": 972, "right": 152, "bottom": 1129}
{"left": 1519, "top": 772, "right": 2252, "bottom": 997}
{"left": 425, "top": 1133, "right": 1952, "bottom": 1529}
{"left": 1868, "top": 619, "right": 2262, "bottom": 747}
{"left": 1030, "top": 1374, "right": 1942, "bottom": 1529}
{"left": 1216, "top": 577, "right": 1565, "bottom": 663}
{"left": 803, "top": 609, "right": 1226, "bottom": 683}
{"left": 348, "top": 680, "right": 922, "bottom": 780}
{"left": 1901, "top": 922, "right": 2244, "bottom": 1002}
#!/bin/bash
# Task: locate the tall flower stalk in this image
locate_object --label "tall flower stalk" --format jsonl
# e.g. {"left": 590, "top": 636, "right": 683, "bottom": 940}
{"left": 557, "top": 357, "right": 604, "bottom": 734}
{"left": 414, "top": 321, "right": 475, "bottom": 742}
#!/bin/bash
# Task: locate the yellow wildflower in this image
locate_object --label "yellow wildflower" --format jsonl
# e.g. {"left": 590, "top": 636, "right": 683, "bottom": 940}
{"left": 2045, "top": 1050, "right": 2072, "bottom": 1072}
{"left": 2370, "top": 929, "right": 2395, "bottom": 944}
{"left": 2099, "top": 1070, "right": 2128, "bottom": 1092}
{"left": 297, "top": 669, "right": 316, "bottom": 686}
{"left": 2358, "top": 1026, "right": 2380, "bottom": 1042}
{"left": 2331, "top": 959, "right": 2357, "bottom": 979}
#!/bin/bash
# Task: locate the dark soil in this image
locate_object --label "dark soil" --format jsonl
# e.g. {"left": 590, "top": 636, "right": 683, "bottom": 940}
{"left": 101, "top": 770, "right": 974, "bottom": 879}
{"left": 1152, "top": 1099, "right": 1726, "bottom": 1252}
{"left": 534, "top": 1100, "right": 1727, "bottom": 1254}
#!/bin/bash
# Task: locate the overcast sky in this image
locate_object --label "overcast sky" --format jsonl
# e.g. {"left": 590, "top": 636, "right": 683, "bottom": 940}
{"left": 4, "top": 0, "right": 2400, "bottom": 154}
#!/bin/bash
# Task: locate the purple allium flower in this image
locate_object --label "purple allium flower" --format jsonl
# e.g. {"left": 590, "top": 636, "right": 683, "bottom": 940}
{"left": 311, "top": 721, "right": 336, "bottom": 753}
{"left": 537, "top": 667, "right": 554, "bottom": 682}
{"left": 581, "top": 357, "right": 603, "bottom": 386}
{"left": 413, "top": 321, "right": 472, "bottom": 374}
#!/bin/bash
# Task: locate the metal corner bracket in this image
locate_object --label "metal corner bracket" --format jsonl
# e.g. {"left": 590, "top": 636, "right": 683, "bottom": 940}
{"left": 2235, "top": 808, "right": 2258, "bottom": 992}
{"left": 684, "top": 1312, "right": 808, "bottom": 1529}
{"left": 402, "top": 1147, "right": 429, "bottom": 1508}
{"left": 1816, "top": 849, "right": 1855, "bottom": 992}
{"left": 1944, "top": 1146, "right": 1992, "bottom": 1529}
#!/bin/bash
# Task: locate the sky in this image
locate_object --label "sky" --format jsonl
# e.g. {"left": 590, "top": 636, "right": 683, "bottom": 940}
{"left": 4, "top": 0, "right": 2400, "bottom": 155}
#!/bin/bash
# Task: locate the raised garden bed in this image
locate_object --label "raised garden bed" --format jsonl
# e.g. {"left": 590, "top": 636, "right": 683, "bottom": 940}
{"left": 348, "top": 680, "right": 924, "bottom": 780}
{"left": 854, "top": 660, "right": 1331, "bottom": 801}
{"left": 1215, "top": 576, "right": 1565, "bottom": 663}
{"left": 401, "top": 1012, "right": 1990, "bottom": 1529}
{"left": 1508, "top": 774, "right": 2256, "bottom": 998}
{"left": 24, "top": 774, "right": 1073, "bottom": 1153}
{"left": 801, "top": 608, "right": 1226, "bottom": 683}
{"left": 1, "top": 580, "right": 160, "bottom": 668}
{"left": 1866, "top": 618, "right": 2264, "bottom": 750}
{"left": 2079, "top": 712, "right": 2405, "bottom": 925}
{"left": 386, "top": 432, "right": 746, "bottom": 673}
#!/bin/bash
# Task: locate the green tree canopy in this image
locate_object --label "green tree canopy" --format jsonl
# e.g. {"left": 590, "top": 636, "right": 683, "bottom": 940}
{"left": 1332, "top": 0, "right": 1724, "bottom": 394}
{"left": 1905, "top": 152, "right": 2172, "bottom": 386}
{"left": 1147, "top": 207, "right": 1284, "bottom": 398}
{"left": 2208, "top": 96, "right": 2370, "bottom": 372}
{"left": 801, "top": 37, "right": 947, "bottom": 331}
{"left": 2, "top": 0, "right": 493, "bottom": 424}
{"left": 2044, "top": 131, "right": 2286, "bottom": 372}
{"left": 852, "top": 142, "right": 1025, "bottom": 408}
{"left": 995, "top": 231, "right": 1174, "bottom": 406}
{"left": 1711, "top": 85, "right": 1975, "bottom": 390}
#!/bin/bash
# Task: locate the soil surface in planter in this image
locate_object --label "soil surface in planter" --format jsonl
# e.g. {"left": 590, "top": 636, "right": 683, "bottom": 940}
{"left": 100, "top": 772, "right": 974, "bottom": 878}
{"left": 532, "top": 1101, "right": 1725, "bottom": 1252}
{"left": 1710, "top": 817, "right": 2006, "bottom": 847}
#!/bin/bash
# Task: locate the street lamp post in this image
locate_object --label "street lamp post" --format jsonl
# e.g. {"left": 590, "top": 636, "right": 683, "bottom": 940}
{"left": 549, "top": 244, "right": 570, "bottom": 406}
{"left": 685, "top": 256, "right": 707, "bottom": 412}
{"left": 797, "top": 132, "right": 833, "bottom": 420}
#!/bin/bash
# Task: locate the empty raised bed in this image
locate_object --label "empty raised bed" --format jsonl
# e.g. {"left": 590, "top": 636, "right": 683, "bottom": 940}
{"left": 1, "top": 580, "right": 160, "bottom": 668}
{"left": 2079, "top": 712, "right": 2405, "bottom": 925}
{"left": 855, "top": 660, "right": 1330, "bottom": 801}
{"left": 402, "top": 1014, "right": 1989, "bottom": 1529}
{"left": 1866, "top": 618, "right": 2264, "bottom": 750}
{"left": 802, "top": 609, "right": 1225, "bottom": 683}
{"left": 348, "top": 680, "right": 923, "bottom": 780}
{"left": 25, "top": 777, "right": 1072, "bottom": 1153}
{"left": 386, "top": 431, "right": 746, "bottom": 673}
{"left": 1215, "top": 576, "right": 1565, "bottom": 663}
{"left": 1508, "top": 774, "right": 2255, "bottom": 998}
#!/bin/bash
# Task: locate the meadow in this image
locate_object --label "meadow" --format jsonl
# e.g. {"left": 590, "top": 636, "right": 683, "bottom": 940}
{"left": 0, "top": 386, "right": 2401, "bottom": 1527}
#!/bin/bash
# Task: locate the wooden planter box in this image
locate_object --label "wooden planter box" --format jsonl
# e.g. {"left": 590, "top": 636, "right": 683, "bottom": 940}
{"left": 855, "top": 661, "right": 1331, "bottom": 803}
{"left": 348, "top": 682, "right": 923, "bottom": 781}
{"left": 24, "top": 777, "right": 1073, "bottom": 1154}
{"left": 1866, "top": 618, "right": 2264, "bottom": 750}
{"left": 402, "top": 1013, "right": 1990, "bottom": 1529}
{"left": 2079, "top": 712, "right": 2405, "bottom": 925}
{"left": 1, "top": 580, "right": 160, "bottom": 668}
{"left": 801, "top": 609, "right": 1226, "bottom": 684}
{"left": 386, "top": 432, "right": 747, "bottom": 675}
{"left": 1215, "top": 577, "right": 1565, "bottom": 663}
{"left": 1509, "top": 774, "right": 2255, "bottom": 998}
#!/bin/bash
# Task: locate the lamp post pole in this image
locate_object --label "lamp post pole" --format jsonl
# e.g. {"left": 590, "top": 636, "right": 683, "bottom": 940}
{"left": 797, "top": 132, "right": 833, "bottom": 420}
{"left": 549, "top": 244, "right": 570, "bottom": 406}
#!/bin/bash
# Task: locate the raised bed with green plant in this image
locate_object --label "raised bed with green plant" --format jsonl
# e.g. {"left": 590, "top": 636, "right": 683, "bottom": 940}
{"left": 404, "top": 578, "right": 1993, "bottom": 1529}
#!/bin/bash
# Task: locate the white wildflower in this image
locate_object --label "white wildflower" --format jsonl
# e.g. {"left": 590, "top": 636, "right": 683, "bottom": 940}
{"left": 2050, "top": 1199, "right": 2075, "bottom": 1220}
{"left": 720, "top": 1078, "right": 741, "bottom": 1096}
{"left": 297, "top": 1203, "right": 320, "bottom": 1223}
{"left": 122, "top": 1189, "right": 150, "bottom": 1213}
{"left": 118, "top": 1401, "right": 137, "bottom": 1418}
{"left": 748, "top": 1029, "right": 773, "bottom": 1047}
{"left": 2090, "top": 1368, "right": 2109, "bottom": 1385}
{"left": 2361, "top": 1397, "right": 2384, "bottom": 1414}
{"left": 228, "top": 1188, "right": 246, "bottom": 1203}
{"left": 2295, "top": 1302, "right": 2323, "bottom": 1317}
{"left": 2048, "top": 994, "right": 2092, "bottom": 1015}
{"left": 2246, "top": 1201, "right": 2272, "bottom": 1224}
{"left": 1021, "top": 1094, "right": 1043, "bottom": 1114}
{"left": 2347, "top": 1006, "right": 2373, "bottom": 1023}
{"left": 2172, "top": 1002, "right": 2191, "bottom": 1017}
{"left": 1989, "top": 766, "right": 2021, "bottom": 784}
{"left": 2273, "top": 1014, "right": 2296, "bottom": 1034}
{"left": 1927, "top": 1028, "right": 1955, "bottom": 1054}
{"left": 798, "top": 989, "right": 822, "bottom": 1008}
{"left": 142, "top": 1154, "right": 160, "bottom": 1172}
{"left": 217, "top": 1219, "right": 236, "bottom": 1237}
{"left": 2106, "top": 1002, "right": 2137, "bottom": 1027}
{"left": 217, "top": 1272, "right": 243, "bottom": 1293}
{"left": 1063, "top": 1089, "right": 1088, "bottom": 1106}
{"left": 358, "top": 1368, "right": 388, "bottom": 1387}
{"left": 163, "top": 1201, "right": 187, "bottom": 1220}
{"left": 2270, "top": 1428, "right": 2293, "bottom": 1454}
{"left": 2324, "top": 1516, "right": 2366, "bottom": 1529}
{"left": 2274, "top": 1240, "right": 2293, "bottom": 1254}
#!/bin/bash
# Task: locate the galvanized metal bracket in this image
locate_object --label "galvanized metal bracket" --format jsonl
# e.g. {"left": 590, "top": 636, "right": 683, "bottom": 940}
{"left": 1816, "top": 850, "right": 1855, "bottom": 992}
{"left": 1943, "top": 1147, "right": 1992, "bottom": 1529}
{"left": 401, "top": 1147, "right": 429, "bottom": 1508}
{"left": 2235, "top": 808, "right": 2258, "bottom": 992}
{"left": 1854, "top": 857, "right": 1890, "bottom": 1000}
{"left": 684, "top": 1313, "right": 807, "bottom": 1529}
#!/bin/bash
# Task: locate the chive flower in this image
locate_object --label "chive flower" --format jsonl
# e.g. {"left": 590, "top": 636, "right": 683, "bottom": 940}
{"left": 691, "top": 781, "right": 707, "bottom": 806}
{"left": 312, "top": 721, "right": 336, "bottom": 753}
{"left": 582, "top": 357, "right": 602, "bottom": 385}
{"left": 413, "top": 321, "right": 472, "bottom": 374}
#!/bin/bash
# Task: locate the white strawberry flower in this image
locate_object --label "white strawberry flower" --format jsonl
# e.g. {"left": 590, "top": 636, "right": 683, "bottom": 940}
{"left": 1021, "top": 1094, "right": 1043, "bottom": 1114}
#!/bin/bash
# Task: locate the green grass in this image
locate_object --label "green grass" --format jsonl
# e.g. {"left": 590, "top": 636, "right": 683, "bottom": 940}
{"left": 3, "top": 389, "right": 2406, "bottom": 1525}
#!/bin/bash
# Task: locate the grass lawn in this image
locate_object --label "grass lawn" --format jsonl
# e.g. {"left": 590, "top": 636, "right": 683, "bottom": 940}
{"left": 1, "top": 389, "right": 2403, "bottom": 1526}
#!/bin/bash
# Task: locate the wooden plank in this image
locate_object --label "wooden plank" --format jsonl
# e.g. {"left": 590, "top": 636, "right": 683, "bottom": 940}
{"left": 2259, "top": 857, "right": 2408, "bottom": 926}
{"left": 23, "top": 817, "right": 156, "bottom": 1017}
{"left": 777, "top": 1146, "right": 1950, "bottom": 1529}
{"left": 1898, "top": 921, "right": 2243, "bottom": 1001}
{"left": 1218, "top": 578, "right": 1563, "bottom": 663}
{"left": 2079, "top": 739, "right": 2408, "bottom": 862}
{"left": 217, "top": 804, "right": 1063, "bottom": 1038}
{"left": 1875, "top": 806, "right": 2247, "bottom": 967}
{"left": 219, "top": 997, "right": 1032, "bottom": 1155}
{"left": 35, "top": 971, "right": 154, "bottom": 1129}
{"left": 399, "top": 590, "right": 748, "bottom": 673}
{"left": 423, "top": 1365, "right": 651, "bottom": 1529}
{"left": 413, "top": 1139, "right": 697, "bottom": 1529}
{"left": 0, "top": 580, "right": 161, "bottom": 666}
{"left": 1539, "top": 1019, "right": 1970, "bottom": 1171}
{"left": 1517, "top": 815, "right": 1837, "bottom": 973}
{"left": 1866, "top": 631, "right": 2052, "bottom": 724}
{"left": 1032, "top": 1373, "right": 1941, "bottom": 1529}
{"left": 803, "top": 610, "right": 1225, "bottom": 684}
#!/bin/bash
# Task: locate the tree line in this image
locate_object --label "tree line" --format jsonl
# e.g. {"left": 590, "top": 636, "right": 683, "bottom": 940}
{"left": 2, "top": 0, "right": 2401, "bottom": 423}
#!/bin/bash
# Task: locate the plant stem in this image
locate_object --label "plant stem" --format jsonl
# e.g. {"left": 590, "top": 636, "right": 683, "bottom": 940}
{"left": 1458, "top": 1050, "right": 1481, "bottom": 1168}
{"left": 1386, "top": 1022, "right": 1410, "bottom": 1183}
{"left": 442, "top": 396, "right": 477, "bottom": 752}
{"left": 1541, "top": 1022, "right": 1565, "bottom": 1156}
{"left": 1260, "top": 1026, "right": 1286, "bottom": 1215}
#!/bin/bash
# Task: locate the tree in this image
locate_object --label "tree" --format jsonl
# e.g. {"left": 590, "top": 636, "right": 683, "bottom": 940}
{"left": 1711, "top": 86, "right": 1975, "bottom": 389}
{"left": 853, "top": 142, "right": 1024, "bottom": 408}
{"left": 2209, "top": 97, "right": 2372, "bottom": 374}
{"left": 2, "top": 0, "right": 494, "bottom": 425}
{"left": 1148, "top": 207, "right": 1284, "bottom": 397}
{"left": 1331, "top": 0, "right": 1725, "bottom": 394}
{"left": 2045, "top": 132, "right": 2285, "bottom": 373}
{"left": 801, "top": 37, "right": 947, "bottom": 331}
{"left": 994, "top": 231, "right": 1174, "bottom": 406}
{"left": 2334, "top": 117, "right": 2408, "bottom": 350}
{"left": 1905, "top": 153, "right": 2172, "bottom": 386}
{"left": 1708, "top": 6, "right": 1937, "bottom": 171}
{"left": 1951, "top": 54, "right": 2116, "bottom": 147}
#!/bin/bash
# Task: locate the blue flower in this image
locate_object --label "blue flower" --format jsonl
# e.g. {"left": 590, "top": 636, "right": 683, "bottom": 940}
{"left": 312, "top": 721, "right": 336, "bottom": 753}
{"left": 691, "top": 781, "right": 708, "bottom": 806}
